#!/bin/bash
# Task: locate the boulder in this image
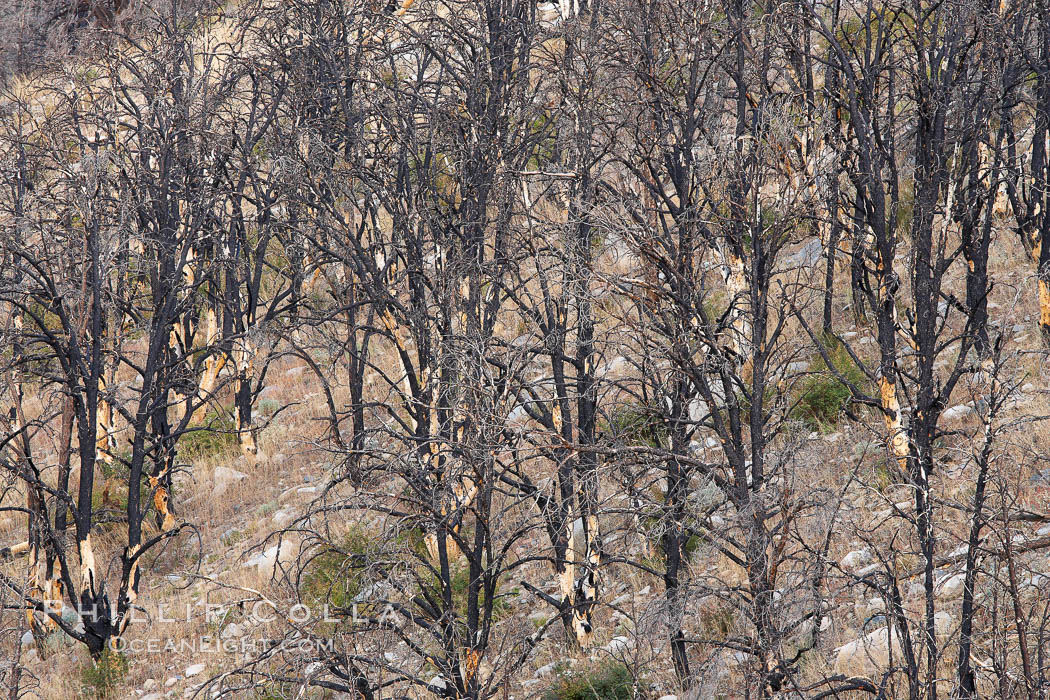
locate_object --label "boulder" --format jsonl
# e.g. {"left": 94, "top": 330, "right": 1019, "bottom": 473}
{"left": 840, "top": 549, "right": 872, "bottom": 570}
{"left": 834, "top": 612, "right": 952, "bottom": 678}
{"left": 534, "top": 662, "right": 557, "bottom": 678}
{"left": 213, "top": 466, "right": 248, "bottom": 497}
{"left": 942, "top": 404, "right": 976, "bottom": 424}
{"left": 834, "top": 623, "right": 901, "bottom": 677}
{"left": 272, "top": 509, "right": 295, "bottom": 528}
{"left": 604, "top": 635, "right": 632, "bottom": 654}
{"left": 256, "top": 539, "right": 298, "bottom": 579}
{"left": 785, "top": 238, "right": 822, "bottom": 267}
{"left": 938, "top": 573, "right": 966, "bottom": 600}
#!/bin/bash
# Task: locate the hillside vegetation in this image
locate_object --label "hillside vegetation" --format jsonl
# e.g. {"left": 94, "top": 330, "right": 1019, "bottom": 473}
{"left": 1, "top": 0, "right": 1050, "bottom": 698}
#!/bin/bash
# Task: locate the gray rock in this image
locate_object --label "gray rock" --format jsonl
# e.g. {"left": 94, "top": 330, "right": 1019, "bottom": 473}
{"left": 272, "top": 509, "right": 295, "bottom": 528}
{"left": 257, "top": 385, "right": 279, "bottom": 401}
{"left": 213, "top": 466, "right": 248, "bottom": 497}
{"left": 535, "top": 662, "right": 558, "bottom": 678}
{"left": 938, "top": 573, "right": 966, "bottom": 600}
{"left": 256, "top": 539, "right": 298, "bottom": 577}
{"left": 941, "top": 404, "right": 976, "bottom": 424}
{"left": 840, "top": 549, "right": 872, "bottom": 570}
{"left": 785, "top": 238, "right": 822, "bottom": 267}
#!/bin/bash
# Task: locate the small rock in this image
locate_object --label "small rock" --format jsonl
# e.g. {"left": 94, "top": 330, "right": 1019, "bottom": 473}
{"left": 272, "top": 509, "right": 295, "bottom": 528}
{"left": 603, "top": 356, "right": 629, "bottom": 375}
{"left": 840, "top": 549, "right": 872, "bottom": 570}
{"left": 185, "top": 664, "right": 205, "bottom": 677}
{"left": 214, "top": 466, "right": 248, "bottom": 482}
{"left": 213, "top": 466, "right": 248, "bottom": 497}
{"left": 604, "top": 635, "right": 632, "bottom": 654}
{"left": 165, "top": 677, "right": 179, "bottom": 688}
{"left": 257, "top": 539, "right": 298, "bottom": 578}
{"left": 220, "top": 623, "right": 242, "bottom": 639}
{"left": 938, "top": 573, "right": 966, "bottom": 600}
{"left": 144, "top": 679, "right": 158, "bottom": 691}
{"left": 534, "top": 662, "right": 557, "bottom": 678}
{"left": 785, "top": 238, "right": 822, "bottom": 267}
{"left": 507, "top": 405, "right": 531, "bottom": 425}
{"left": 942, "top": 404, "right": 976, "bottom": 424}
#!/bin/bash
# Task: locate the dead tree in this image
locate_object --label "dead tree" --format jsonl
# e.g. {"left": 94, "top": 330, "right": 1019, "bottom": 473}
{"left": 0, "top": 4, "right": 247, "bottom": 657}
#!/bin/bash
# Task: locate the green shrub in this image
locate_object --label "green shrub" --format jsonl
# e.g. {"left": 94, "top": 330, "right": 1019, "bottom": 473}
{"left": 251, "top": 682, "right": 296, "bottom": 699}
{"left": 80, "top": 649, "right": 128, "bottom": 698}
{"left": 792, "top": 337, "right": 867, "bottom": 431}
{"left": 300, "top": 528, "right": 371, "bottom": 609}
{"left": 257, "top": 398, "right": 280, "bottom": 416}
{"left": 413, "top": 556, "right": 513, "bottom": 625}
{"left": 179, "top": 406, "right": 237, "bottom": 459}
{"left": 449, "top": 563, "right": 512, "bottom": 621}
{"left": 396, "top": 525, "right": 431, "bottom": 559}
{"left": 607, "top": 402, "right": 666, "bottom": 449}
{"left": 544, "top": 661, "right": 634, "bottom": 700}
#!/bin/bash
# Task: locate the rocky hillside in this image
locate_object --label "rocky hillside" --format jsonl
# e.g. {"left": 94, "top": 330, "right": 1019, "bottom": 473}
{"left": 2, "top": 0, "right": 1050, "bottom": 699}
